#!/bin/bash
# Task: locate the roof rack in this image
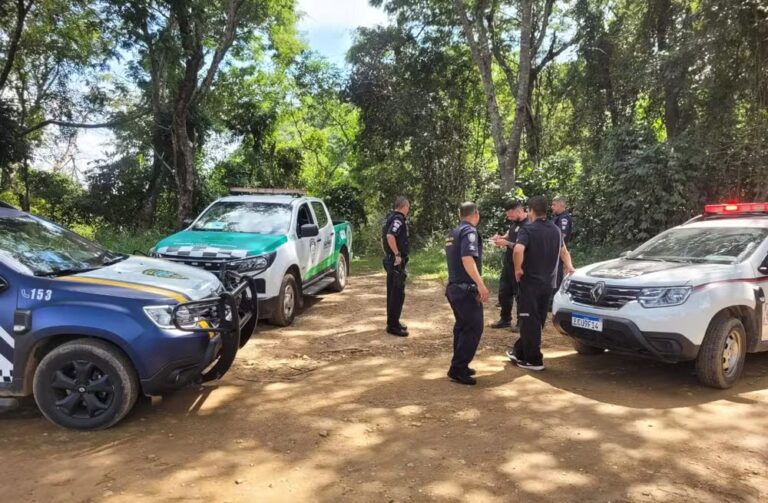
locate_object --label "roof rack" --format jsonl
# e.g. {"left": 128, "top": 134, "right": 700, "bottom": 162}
{"left": 229, "top": 187, "right": 305, "bottom": 197}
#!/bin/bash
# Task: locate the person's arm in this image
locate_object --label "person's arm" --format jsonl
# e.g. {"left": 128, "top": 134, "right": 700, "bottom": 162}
{"left": 461, "top": 257, "right": 489, "bottom": 302}
{"left": 560, "top": 244, "right": 576, "bottom": 274}
{"left": 514, "top": 244, "right": 526, "bottom": 282}
{"left": 386, "top": 234, "right": 402, "bottom": 266}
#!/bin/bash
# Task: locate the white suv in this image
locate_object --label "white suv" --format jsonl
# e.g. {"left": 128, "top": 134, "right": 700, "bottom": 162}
{"left": 553, "top": 203, "right": 768, "bottom": 388}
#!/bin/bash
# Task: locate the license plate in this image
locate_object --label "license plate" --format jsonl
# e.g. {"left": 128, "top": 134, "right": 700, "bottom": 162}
{"left": 572, "top": 314, "right": 603, "bottom": 332}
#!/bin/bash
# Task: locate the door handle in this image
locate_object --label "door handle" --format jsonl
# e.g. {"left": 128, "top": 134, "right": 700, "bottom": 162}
{"left": 316, "top": 238, "right": 322, "bottom": 242}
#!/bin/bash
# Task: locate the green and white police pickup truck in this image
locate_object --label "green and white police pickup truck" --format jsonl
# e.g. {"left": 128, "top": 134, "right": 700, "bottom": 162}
{"left": 151, "top": 189, "right": 352, "bottom": 326}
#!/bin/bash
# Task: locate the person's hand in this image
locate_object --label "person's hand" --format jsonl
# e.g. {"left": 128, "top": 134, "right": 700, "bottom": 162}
{"left": 394, "top": 255, "right": 402, "bottom": 266}
{"left": 515, "top": 269, "right": 523, "bottom": 282}
{"left": 496, "top": 238, "right": 510, "bottom": 247}
{"left": 564, "top": 264, "right": 576, "bottom": 275}
{"left": 478, "top": 284, "right": 490, "bottom": 303}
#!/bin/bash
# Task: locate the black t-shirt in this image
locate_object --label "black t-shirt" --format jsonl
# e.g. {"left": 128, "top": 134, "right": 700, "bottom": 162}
{"left": 382, "top": 211, "right": 409, "bottom": 257}
{"left": 516, "top": 218, "right": 562, "bottom": 287}
{"left": 503, "top": 218, "right": 528, "bottom": 267}
{"left": 446, "top": 221, "right": 483, "bottom": 284}
{"left": 551, "top": 212, "right": 573, "bottom": 244}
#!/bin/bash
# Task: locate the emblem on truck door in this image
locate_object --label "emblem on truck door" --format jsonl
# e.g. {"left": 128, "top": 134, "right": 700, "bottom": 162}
{"left": 590, "top": 282, "right": 606, "bottom": 304}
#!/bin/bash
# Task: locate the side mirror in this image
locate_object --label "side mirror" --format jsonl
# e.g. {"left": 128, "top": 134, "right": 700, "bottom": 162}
{"left": 182, "top": 218, "right": 194, "bottom": 229}
{"left": 299, "top": 224, "right": 319, "bottom": 238}
{"left": 619, "top": 250, "right": 632, "bottom": 258}
{"left": 0, "top": 277, "right": 8, "bottom": 294}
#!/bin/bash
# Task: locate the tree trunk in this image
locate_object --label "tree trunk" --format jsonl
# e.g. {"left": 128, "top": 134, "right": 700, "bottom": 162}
{"left": 453, "top": 0, "right": 509, "bottom": 188}
{"left": 172, "top": 114, "right": 197, "bottom": 226}
{"left": 20, "top": 157, "right": 30, "bottom": 211}
{"left": 503, "top": 0, "right": 535, "bottom": 193}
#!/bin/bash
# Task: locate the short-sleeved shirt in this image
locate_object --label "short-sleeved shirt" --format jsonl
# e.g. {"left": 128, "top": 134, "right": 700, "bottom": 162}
{"left": 382, "top": 211, "right": 409, "bottom": 257}
{"left": 552, "top": 212, "right": 573, "bottom": 244}
{"left": 446, "top": 221, "right": 483, "bottom": 284}
{"left": 503, "top": 218, "right": 528, "bottom": 268}
{"left": 516, "top": 218, "right": 562, "bottom": 287}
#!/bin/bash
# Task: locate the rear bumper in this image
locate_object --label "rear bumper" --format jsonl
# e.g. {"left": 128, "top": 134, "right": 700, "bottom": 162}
{"left": 553, "top": 309, "right": 699, "bottom": 363}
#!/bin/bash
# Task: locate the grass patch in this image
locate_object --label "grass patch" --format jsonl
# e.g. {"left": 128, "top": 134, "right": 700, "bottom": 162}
{"left": 95, "top": 229, "right": 169, "bottom": 255}
{"left": 354, "top": 242, "right": 628, "bottom": 286}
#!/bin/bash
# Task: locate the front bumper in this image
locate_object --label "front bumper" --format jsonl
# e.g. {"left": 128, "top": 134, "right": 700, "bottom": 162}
{"left": 141, "top": 276, "right": 257, "bottom": 394}
{"left": 553, "top": 309, "right": 699, "bottom": 362}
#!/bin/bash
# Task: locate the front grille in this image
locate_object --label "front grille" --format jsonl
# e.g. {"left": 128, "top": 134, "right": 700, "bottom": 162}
{"left": 568, "top": 280, "right": 641, "bottom": 309}
{"left": 158, "top": 255, "right": 229, "bottom": 275}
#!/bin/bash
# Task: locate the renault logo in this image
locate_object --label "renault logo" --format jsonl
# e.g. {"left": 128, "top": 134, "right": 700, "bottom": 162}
{"left": 590, "top": 281, "right": 606, "bottom": 303}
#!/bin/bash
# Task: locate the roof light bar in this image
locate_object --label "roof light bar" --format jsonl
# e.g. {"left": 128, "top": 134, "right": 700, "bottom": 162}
{"left": 704, "top": 202, "right": 768, "bottom": 214}
{"left": 229, "top": 187, "right": 305, "bottom": 196}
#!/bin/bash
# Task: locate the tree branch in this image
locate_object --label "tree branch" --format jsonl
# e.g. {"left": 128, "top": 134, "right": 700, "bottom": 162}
{"left": 532, "top": 0, "right": 554, "bottom": 56}
{"left": 22, "top": 111, "right": 147, "bottom": 136}
{"left": 0, "top": 0, "right": 35, "bottom": 91}
{"left": 195, "top": 0, "right": 244, "bottom": 103}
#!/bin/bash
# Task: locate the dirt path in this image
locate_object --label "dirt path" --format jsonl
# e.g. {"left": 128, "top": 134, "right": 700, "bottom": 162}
{"left": 2, "top": 270, "right": 768, "bottom": 502}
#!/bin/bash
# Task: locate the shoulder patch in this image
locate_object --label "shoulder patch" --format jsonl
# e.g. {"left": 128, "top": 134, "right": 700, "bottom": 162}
{"left": 468, "top": 232, "right": 476, "bottom": 243}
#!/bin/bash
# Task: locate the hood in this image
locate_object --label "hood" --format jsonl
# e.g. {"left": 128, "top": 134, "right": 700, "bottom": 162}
{"left": 67, "top": 256, "right": 222, "bottom": 301}
{"left": 153, "top": 230, "right": 287, "bottom": 259}
{"left": 578, "top": 258, "right": 738, "bottom": 287}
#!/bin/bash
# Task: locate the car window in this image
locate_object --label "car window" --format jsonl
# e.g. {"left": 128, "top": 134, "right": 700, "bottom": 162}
{"left": 0, "top": 215, "right": 121, "bottom": 276}
{"left": 629, "top": 227, "right": 768, "bottom": 264}
{"left": 296, "top": 204, "right": 315, "bottom": 234}
{"left": 192, "top": 202, "right": 292, "bottom": 234}
{"left": 311, "top": 202, "right": 329, "bottom": 228}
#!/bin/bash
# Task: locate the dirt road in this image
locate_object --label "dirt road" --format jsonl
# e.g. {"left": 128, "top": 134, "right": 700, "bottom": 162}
{"left": 2, "top": 270, "right": 768, "bottom": 502}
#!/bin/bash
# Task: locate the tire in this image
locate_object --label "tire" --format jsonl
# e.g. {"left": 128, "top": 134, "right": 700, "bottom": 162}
{"left": 696, "top": 316, "right": 747, "bottom": 389}
{"left": 572, "top": 339, "right": 605, "bottom": 355}
{"left": 33, "top": 339, "right": 139, "bottom": 430}
{"left": 269, "top": 273, "right": 299, "bottom": 326}
{"left": 328, "top": 253, "right": 348, "bottom": 292}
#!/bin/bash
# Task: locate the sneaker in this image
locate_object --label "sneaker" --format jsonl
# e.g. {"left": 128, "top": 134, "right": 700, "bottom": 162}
{"left": 386, "top": 326, "right": 409, "bottom": 337}
{"left": 447, "top": 371, "right": 477, "bottom": 385}
{"left": 490, "top": 319, "right": 512, "bottom": 329}
{"left": 505, "top": 350, "right": 519, "bottom": 363}
{"left": 516, "top": 361, "right": 545, "bottom": 372}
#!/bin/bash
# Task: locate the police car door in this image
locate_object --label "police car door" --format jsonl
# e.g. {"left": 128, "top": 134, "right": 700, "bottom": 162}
{"left": 0, "top": 268, "right": 16, "bottom": 388}
{"left": 310, "top": 201, "right": 333, "bottom": 275}
{"left": 295, "top": 203, "right": 319, "bottom": 281}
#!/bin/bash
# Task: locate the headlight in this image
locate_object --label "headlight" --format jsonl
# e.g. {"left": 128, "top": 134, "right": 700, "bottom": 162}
{"left": 143, "top": 305, "right": 175, "bottom": 328}
{"left": 229, "top": 252, "right": 275, "bottom": 273}
{"left": 143, "top": 305, "right": 197, "bottom": 329}
{"left": 638, "top": 287, "right": 692, "bottom": 308}
{"left": 560, "top": 274, "right": 572, "bottom": 294}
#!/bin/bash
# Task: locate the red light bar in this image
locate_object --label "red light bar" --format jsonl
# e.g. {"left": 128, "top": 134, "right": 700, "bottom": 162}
{"left": 705, "top": 202, "right": 768, "bottom": 214}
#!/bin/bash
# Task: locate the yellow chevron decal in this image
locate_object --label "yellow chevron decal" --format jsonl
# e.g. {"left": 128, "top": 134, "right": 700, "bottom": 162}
{"left": 58, "top": 276, "right": 189, "bottom": 303}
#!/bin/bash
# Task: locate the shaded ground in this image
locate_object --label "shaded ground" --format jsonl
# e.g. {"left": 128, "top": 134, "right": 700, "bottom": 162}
{"left": 2, "top": 269, "right": 768, "bottom": 502}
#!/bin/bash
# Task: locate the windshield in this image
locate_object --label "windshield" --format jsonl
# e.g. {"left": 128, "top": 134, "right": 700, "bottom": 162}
{"left": 628, "top": 226, "right": 768, "bottom": 264}
{"left": 192, "top": 202, "right": 292, "bottom": 235}
{"left": 0, "top": 215, "right": 123, "bottom": 276}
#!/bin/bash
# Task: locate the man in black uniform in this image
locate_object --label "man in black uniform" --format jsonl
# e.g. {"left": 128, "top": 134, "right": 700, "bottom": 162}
{"left": 509, "top": 196, "right": 575, "bottom": 371}
{"left": 551, "top": 196, "right": 573, "bottom": 293}
{"left": 383, "top": 196, "right": 410, "bottom": 337}
{"left": 490, "top": 200, "right": 527, "bottom": 331}
{"left": 445, "top": 202, "right": 490, "bottom": 385}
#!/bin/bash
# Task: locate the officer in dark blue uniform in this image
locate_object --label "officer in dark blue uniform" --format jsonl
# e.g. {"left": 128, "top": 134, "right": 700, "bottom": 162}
{"left": 490, "top": 200, "right": 528, "bottom": 331}
{"left": 551, "top": 196, "right": 573, "bottom": 292}
{"left": 510, "top": 196, "right": 575, "bottom": 371}
{"left": 445, "top": 202, "right": 490, "bottom": 385}
{"left": 383, "top": 197, "right": 410, "bottom": 336}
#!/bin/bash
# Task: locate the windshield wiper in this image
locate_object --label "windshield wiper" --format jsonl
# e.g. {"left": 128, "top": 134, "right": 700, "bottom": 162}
{"left": 625, "top": 256, "right": 667, "bottom": 262}
{"left": 102, "top": 254, "right": 129, "bottom": 266}
{"left": 35, "top": 267, "right": 101, "bottom": 277}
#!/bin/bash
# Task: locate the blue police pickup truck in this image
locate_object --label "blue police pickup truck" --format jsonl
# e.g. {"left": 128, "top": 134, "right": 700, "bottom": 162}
{"left": 0, "top": 202, "right": 256, "bottom": 429}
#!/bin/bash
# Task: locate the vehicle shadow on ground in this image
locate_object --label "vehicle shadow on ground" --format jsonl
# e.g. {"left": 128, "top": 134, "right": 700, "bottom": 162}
{"left": 500, "top": 347, "right": 768, "bottom": 410}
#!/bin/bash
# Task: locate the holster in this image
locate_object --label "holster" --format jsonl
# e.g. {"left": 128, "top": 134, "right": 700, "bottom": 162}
{"left": 383, "top": 256, "right": 408, "bottom": 289}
